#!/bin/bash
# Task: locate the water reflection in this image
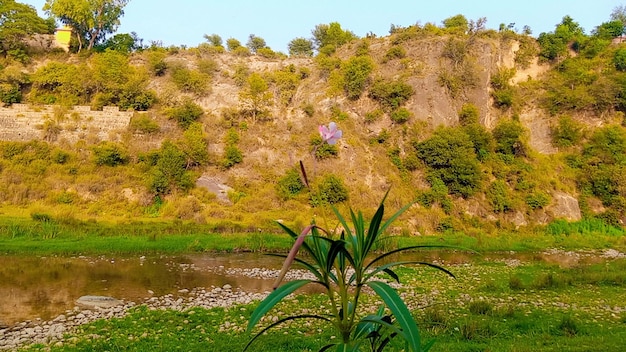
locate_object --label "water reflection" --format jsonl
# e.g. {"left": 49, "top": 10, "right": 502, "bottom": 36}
{"left": 0, "top": 253, "right": 284, "bottom": 326}
{"left": 0, "top": 250, "right": 609, "bottom": 327}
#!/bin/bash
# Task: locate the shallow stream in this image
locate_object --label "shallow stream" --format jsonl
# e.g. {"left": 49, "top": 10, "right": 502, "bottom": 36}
{"left": 0, "top": 249, "right": 616, "bottom": 327}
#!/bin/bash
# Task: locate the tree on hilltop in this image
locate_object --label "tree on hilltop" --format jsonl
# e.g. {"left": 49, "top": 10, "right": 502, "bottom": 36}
{"left": 44, "top": 0, "right": 129, "bottom": 52}
{"left": 0, "top": 0, "right": 52, "bottom": 57}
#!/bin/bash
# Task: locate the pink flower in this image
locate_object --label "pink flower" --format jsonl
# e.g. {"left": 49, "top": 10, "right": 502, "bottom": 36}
{"left": 319, "top": 122, "right": 342, "bottom": 145}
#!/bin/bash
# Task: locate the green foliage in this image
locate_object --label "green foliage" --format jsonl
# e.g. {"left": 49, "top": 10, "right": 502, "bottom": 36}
{"left": 538, "top": 16, "right": 585, "bottom": 62}
{"left": 222, "top": 128, "right": 243, "bottom": 169}
{"left": 526, "top": 192, "right": 551, "bottom": 210}
{"left": 515, "top": 36, "right": 540, "bottom": 69}
{"left": 390, "top": 107, "right": 412, "bottom": 123}
{"left": 226, "top": 38, "right": 242, "bottom": 51}
{"left": 416, "top": 127, "right": 482, "bottom": 198}
{"left": 551, "top": 115, "right": 583, "bottom": 148}
{"left": 246, "top": 34, "right": 267, "bottom": 53}
{"left": 0, "top": 0, "right": 51, "bottom": 56}
{"left": 92, "top": 142, "right": 129, "bottom": 166}
{"left": 310, "top": 174, "right": 348, "bottom": 205}
{"left": 97, "top": 32, "right": 143, "bottom": 53}
{"left": 442, "top": 14, "right": 469, "bottom": 35}
{"left": 145, "top": 49, "right": 168, "bottom": 76}
{"left": 463, "top": 123, "right": 494, "bottom": 161}
{"left": 578, "top": 125, "right": 626, "bottom": 209}
{"left": 221, "top": 145, "right": 243, "bottom": 169}
{"left": 487, "top": 180, "right": 513, "bottom": 213}
{"left": 44, "top": 0, "right": 129, "bottom": 51}
{"left": 288, "top": 37, "right": 313, "bottom": 57}
{"left": 203, "top": 33, "right": 222, "bottom": 47}
{"left": 150, "top": 141, "right": 193, "bottom": 195}
{"left": 490, "top": 68, "right": 516, "bottom": 109}
{"left": 369, "top": 79, "right": 415, "bottom": 111}
{"left": 268, "top": 65, "right": 302, "bottom": 106}
{"left": 311, "top": 22, "right": 356, "bottom": 53}
{"left": 492, "top": 119, "right": 527, "bottom": 156}
{"left": 239, "top": 72, "right": 273, "bottom": 121}
{"left": 365, "top": 109, "right": 383, "bottom": 123}
{"left": 180, "top": 122, "right": 209, "bottom": 167}
{"left": 301, "top": 102, "right": 315, "bottom": 117}
{"left": 614, "top": 48, "right": 626, "bottom": 71}
{"left": 383, "top": 45, "right": 407, "bottom": 62}
{"left": 247, "top": 195, "right": 452, "bottom": 351}
{"left": 165, "top": 99, "right": 204, "bottom": 129}
{"left": 170, "top": 64, "right": 210, "bottom": 95}
{"left": 368, "top": 78, "right": 414, "bottom": 112}
{"left": 542, "top": 56, "right": 619, "bottom": 115}
{"left": 276, "top": 167, "right": 306, "bottom": 200}
{"left": 341, "top": 56, "right": 374, "bottom": 100}
{"left": 310, "top": 134, "right": 339, "bottom": 159}
{"left": 0, "top": 83, "right": 21, "bottom": 105}
{"left": 458, "top": 103, "right": 480, "bottom": 125}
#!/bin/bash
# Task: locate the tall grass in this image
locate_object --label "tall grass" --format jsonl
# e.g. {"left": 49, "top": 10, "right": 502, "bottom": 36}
{"left": 546, "top": 218, "right": 625, "bottom": 236}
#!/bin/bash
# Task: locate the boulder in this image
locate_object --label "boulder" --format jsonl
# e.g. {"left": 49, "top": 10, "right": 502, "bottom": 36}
{"left": 75, "top": 296, "right": 123, "bottom": 309}
{"left": 547, "top": 192, "right": 582, "bottom": 221}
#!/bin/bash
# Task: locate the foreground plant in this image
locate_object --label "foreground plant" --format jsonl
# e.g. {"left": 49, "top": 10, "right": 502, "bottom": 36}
{"left": 245, "top": 192, "right": 455, "bottom": 351}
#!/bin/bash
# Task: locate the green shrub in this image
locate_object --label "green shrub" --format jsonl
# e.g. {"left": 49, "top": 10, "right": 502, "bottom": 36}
{"left": 310, "top": 174, "right": 348, "bottom": 205}
{"left": 196, "top": 58, "right": 219, "bottom": 76}
{"left": 492, "top": 119, "right": 527, "bottom": 156}
{"left": 468, "top": 300, "right": 493, "bottom": 315}
{"left": 526, "top": 192, "right": 551, "bottom": 210}
{"left": 368, "top": 78, "right": 414, "bottom": 111}
{"left": 310, "top": 134, "right": 338, "bottom": 159}
{"left": 276, "top": 168, "right": 306, "bottom": 199}
{"left": 92, "top": 142, "right": 129, "bottom": 166}
{"left": 301, "top": 103, "right": 315, "bottom": 117}
{"left": 165, "top": 99, "right": 204, "bottom": 129}
{"left": 415, "top": 127, "right": 482, "bottom": 198}
{"left": 458, "top": 103, "right": 480, "bottom": 125}
{"left": 615, "top": 48, "right": 626, "bottom": 71}
{"left": 342, "top": 56, "right": 374, "bottom": 100}
{"left": 170, "top": 65, "right": 210, "bottom": 95}
{"left": 383, "top": 45, "right": 406, "bottom": 62}
{"left": 129, "top": 113, "right": 160, "bottom": 134}
{"left": 551, "top": 115, "right": 583, "bottom": 148}
{"left": 390, "top": 107, "right": 411, "bottom": 123}
{"left": 222, "top": 145, "right": 243, "bottom": 169}
{"left": 364, "top": 109, "right": 383, "bottom": 123}
{"left": 487, "top": 180, "right": 513, "bottom": 213}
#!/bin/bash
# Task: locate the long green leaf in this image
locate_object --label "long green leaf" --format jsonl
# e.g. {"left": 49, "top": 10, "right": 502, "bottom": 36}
{"left": 244, "top": 314, "right": 330, "bottom": 351}
{"left": 364, "top": 202, "right": 385, "bottom": 258}
{"left": 331, "top": 204, "right": 353, "bottom": 239}
{"left": 366, "top": 281, "right": 422, "bottom": 352}
{"left": 364, "top": 260, "right": 456, "bottom": 282}
{"left": 246, "top": 279, "right": 310, "bottom": 332}
{"left": 365, "top": 245, "right": 461, "bottom": 272}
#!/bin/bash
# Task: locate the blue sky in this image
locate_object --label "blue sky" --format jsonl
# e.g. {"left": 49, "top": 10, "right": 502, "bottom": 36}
{"left": 23, "top": 0, "right": 624, "bottom": 52}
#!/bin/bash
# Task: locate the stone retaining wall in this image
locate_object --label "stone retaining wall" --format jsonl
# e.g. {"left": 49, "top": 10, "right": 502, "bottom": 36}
{"left": 0, "top": 104, "right": 133, "bottom": 144}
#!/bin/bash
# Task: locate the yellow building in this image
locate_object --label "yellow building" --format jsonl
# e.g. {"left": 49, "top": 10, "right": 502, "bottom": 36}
{"left": 54, "top": 26, "right": 72, "bottom": 52}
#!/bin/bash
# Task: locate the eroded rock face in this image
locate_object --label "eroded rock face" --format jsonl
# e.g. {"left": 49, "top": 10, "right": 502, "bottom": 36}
{"left": 547, "top": 192, "right": 582, "bottom": 221}
{"left": 75, "top": 296, "right": 123, "bottom": 309}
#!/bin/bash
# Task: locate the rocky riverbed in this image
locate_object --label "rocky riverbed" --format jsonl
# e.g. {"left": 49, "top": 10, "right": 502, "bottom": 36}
{"left": 0, "top": 284, "right": 269, "bottom": 351}
{"left": 2, "top": 248, "right": 624, "bottom": 351}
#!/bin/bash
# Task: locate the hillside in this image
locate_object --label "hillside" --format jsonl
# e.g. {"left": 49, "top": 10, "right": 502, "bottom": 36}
{"left": 1, "top": 18, "right": 625, "bottom": 236}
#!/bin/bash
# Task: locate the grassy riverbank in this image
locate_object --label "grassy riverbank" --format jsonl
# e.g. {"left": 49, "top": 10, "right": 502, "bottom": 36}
{"left": 1, "top": 216, "right": 625, "bottom": 255}
{"left": 19, "top": 255, "right": 626, "bottom": 352}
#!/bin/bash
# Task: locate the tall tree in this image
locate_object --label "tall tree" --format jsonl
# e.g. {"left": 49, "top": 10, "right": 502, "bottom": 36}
{"left": 246, "top": 34, "right": 266, "bottom": 53}
{"left": 287, "top": 37, "right": 313, "bottom": 57}
{"left": 44, "top": 0, "right": 129, "bottom": 51}
{"left": 0, "top": 0, "right": 51, "bottom": 56}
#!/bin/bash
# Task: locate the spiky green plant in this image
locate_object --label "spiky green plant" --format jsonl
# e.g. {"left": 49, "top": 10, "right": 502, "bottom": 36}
{"left": 245, "top": 193, "right": 455, "bottom": 351}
